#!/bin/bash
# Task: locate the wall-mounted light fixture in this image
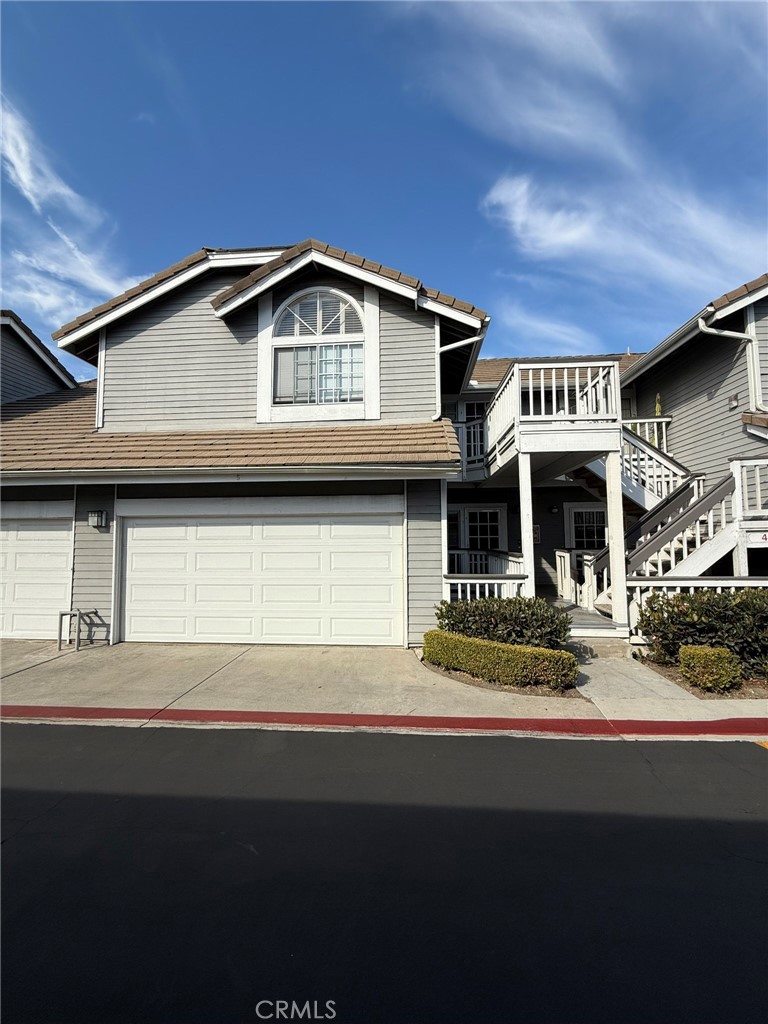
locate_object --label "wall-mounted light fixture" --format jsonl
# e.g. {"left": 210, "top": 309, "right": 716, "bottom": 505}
{"left": 729, "top": 393, "right": 739, "bottom": 410}
{"left": 87, "top": 510, "right": 107, "bottom": 528}
{"left": 549, "top": 505, "right": 560, "bottom": 515}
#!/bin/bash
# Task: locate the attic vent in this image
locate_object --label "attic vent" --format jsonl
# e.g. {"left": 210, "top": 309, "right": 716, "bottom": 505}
{"left": 275, "top": 290, "right": 363, "bottom": 338}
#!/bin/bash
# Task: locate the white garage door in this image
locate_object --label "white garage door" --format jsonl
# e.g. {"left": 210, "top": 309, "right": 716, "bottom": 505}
{"left": 123, "top": 514, "right": 404, "bottom": 645}
{"left": 0, "top": 519, "right": 73, "bottom": 639}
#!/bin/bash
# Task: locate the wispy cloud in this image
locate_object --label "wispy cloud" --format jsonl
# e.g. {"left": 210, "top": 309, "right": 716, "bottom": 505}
{"left": 134, "top": 111, "right": 156, "bottom": 125}
{"left": 407, "top": 1, "right": 767, "bottom": 346}
{"left": 1, "top": 95, "right": 141, "bottom": 331}
{"left": 496, "top": 301, "right": 599, "bottom": 357}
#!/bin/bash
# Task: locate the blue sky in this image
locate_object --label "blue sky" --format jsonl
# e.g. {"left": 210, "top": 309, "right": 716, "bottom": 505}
{"left": 2, "top": 1, "right": 766, "bottom": 379}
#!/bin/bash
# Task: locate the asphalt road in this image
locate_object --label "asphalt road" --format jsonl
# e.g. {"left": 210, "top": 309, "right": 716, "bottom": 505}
{"left": 2, "top": 724, "right": 767, "bottom": 1024}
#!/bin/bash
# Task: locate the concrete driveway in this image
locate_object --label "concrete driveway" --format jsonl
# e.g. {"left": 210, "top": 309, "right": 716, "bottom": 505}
{"left": 0, "top": 639, "right": 592, "bottom": 720}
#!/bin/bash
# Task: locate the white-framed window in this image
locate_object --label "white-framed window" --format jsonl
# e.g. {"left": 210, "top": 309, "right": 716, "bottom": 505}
{"left": 564, "top": 502, "right": 607, "bottom": 549}
{"left": 273, "top": 291, "right": 364, "bottom": 406}
{"left": 259, "top": 286, "right": 379, "bottom": 423}
{"left": 448, "top": 504, "right": 507, "bottom": 573}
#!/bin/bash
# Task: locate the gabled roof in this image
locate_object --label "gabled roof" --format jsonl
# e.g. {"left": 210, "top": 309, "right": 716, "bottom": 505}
{"left": 0, "top": 384, "right": 460, "bottom": 478}
{"left": 52, "top": 246, "right": 289, "bottom": 346}
{"left": 1, "top": 309, "right": 77, "bottom": 388}
{"left": 53, "top": 240, "right": 488, "bottom": 349}
{"left": 621, "top": 271, "right": 768, "bottom": 386}
{"left": 211, "top": 239, "right": 488, "bottom": 325}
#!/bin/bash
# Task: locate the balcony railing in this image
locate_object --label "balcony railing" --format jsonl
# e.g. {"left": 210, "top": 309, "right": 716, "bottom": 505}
{"left": 483, "top": 360, "right": 621, "bottom": 468}
{"left": 454, "top": 419, "right": 487, "bottom": 476}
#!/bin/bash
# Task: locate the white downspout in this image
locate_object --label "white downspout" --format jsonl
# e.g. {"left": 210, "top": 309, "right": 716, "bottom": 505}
{"left": 698, "top": 316, "right": 768, "bottom": 412}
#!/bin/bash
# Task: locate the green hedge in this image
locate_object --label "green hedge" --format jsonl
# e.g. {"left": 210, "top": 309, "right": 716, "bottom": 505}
{"left": 679, "top": 645, "right": 742, "bottom": 692}
{"left": 637, "top": 589, "right": 768, "bottom": 677}
{"left": 435, "top": 596, "right": 571, "bottom": 649}
{"left": 423, "top": 630, "right": 579, "bottom": 692}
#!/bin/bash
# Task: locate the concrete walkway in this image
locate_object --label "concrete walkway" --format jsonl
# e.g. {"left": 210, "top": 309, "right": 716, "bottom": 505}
{"left": 1, "top": 639, "right": 766, "bottom": 737}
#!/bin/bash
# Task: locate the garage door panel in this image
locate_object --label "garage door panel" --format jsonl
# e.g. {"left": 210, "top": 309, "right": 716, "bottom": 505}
{"left": 261, "top": 617, "right": 324, "bottom": 640}
{"left": 123, "top": 512, "right": 403, "bottom": 645}
{"left": 130, "top": 551, "right": 188, "bottom": 572}
{"left": 261, "top": 551, "right": 323, "bottom": 572}
{"left": 262, "top": 521, "right": 323, "bottom": 539}
{"left": 1, "top": 518, "right": 73, "bottom": 639}
{"left": 194, "top": 583, "right": 255, "bottom": 603}
{"left": 261, "top": 583, "right": 324, "bottom": 604}
{"left": 330, "top": 583, "right": 395, "bottom": 605}
{"left": 330, "top": 550, "right": 396, "bottom": 572}
{"left": 330, "top": 617, "right": 399, "bottom": 640}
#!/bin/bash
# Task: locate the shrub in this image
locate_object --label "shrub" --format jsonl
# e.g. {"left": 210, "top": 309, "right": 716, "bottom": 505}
{"left": 679, "top": 645, "right": 742, "bottom": 692}
{"left": 423, "top": 630, "right": 579, "bottom": 692}
{"left": 435, "top": 596, "right": 571, "bottom": 649}
{"left": 637, "top": 589, "right": 768, "bottom": 677}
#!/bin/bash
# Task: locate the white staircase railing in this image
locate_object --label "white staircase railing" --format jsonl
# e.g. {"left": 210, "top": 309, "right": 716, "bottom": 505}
{"left": 628, "top": 576, "right": 768, "bottom": 629}
{"left": 623, "top": 417, "right": 672, "bottom": 452}
{"left": 619, "top": 427, "right": 689, "bottom": 504}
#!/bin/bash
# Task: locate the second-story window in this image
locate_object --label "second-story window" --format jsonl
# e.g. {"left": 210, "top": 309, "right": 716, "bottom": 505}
{"left": 273, "top": 291, "right": 364, "bottom": 405}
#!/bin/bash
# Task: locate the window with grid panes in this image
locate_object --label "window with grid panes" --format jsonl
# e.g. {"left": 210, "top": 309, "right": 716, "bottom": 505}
{"left": 273, "top": 291, "right": 364, "bottom": 405}
{"left": 467, "top": 508, "right": 501, "bottom": 551}
{"left": 572, "top": 508, "right": 607, "bottom": 548}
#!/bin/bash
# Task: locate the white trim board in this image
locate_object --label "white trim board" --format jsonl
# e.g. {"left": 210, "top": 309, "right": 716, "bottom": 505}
{"left": 115, "top": 494, "right": 406, "bottom": 518}
{"left": 214, "top": 250, "right": 485, "bottom": 330}
{"left": 56, "top": 252, "right": 285, "bottom": 349}
{"left": 3, "top": 466, "right": 462, "bottom": 485}
{"left": 0, "top": 500, "right": 74, "bottom": 519}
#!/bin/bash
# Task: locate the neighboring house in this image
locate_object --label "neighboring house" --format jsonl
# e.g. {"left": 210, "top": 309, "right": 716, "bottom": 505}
{"left": 1, "top": 309, "right": 77, "bottom": 404}
{"left": 0, "top": 245, "right": 766, "bottom": 647}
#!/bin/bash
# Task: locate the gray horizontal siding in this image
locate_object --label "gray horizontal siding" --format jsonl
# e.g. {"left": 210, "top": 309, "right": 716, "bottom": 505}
{"left": 1, "top": 327, "right": 64, "bottom": 404}
{"left": 71, "top": 485, "right": 115, "bottom": 642}
{"left": 634, "top": 333, "right": 766, "bottom": 481}
{"left": 754, "top": 300, "right": 768, "bottom": 404}
{"left": 380, "top": 295, "right": 436, "bottom": 422}
{"left": 407, "top": 480, "right": 443, "bottom": 644}
{"left": 103, "top": 271, "right": 259, "bottom": 431}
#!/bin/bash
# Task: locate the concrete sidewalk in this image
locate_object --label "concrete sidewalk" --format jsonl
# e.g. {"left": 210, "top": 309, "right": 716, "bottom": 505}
{"left": 1, "top": 639, "right": 766, "bottom": 738}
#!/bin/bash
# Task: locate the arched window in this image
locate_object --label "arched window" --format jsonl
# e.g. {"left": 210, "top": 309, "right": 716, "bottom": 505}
{"left": 273, "top": 290, "right": 364, "bottom": 406}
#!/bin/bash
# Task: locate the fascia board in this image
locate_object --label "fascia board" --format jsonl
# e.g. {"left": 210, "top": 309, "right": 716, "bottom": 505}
{"left": 55, "top": 254, "right": 282, "bottom": 349}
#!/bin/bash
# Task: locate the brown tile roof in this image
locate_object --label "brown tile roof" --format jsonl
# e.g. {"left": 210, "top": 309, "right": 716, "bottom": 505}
{"left": 0, "top": 384, "right": 460, "bottom": 475}
{"left": 472, "top": 352, "right": 645, "bottom": 389}
{"left": 212, "top": 239, "right": 487, "bottom": 320}
{"left": 51, "top": 250, "right": 211, "bottom": 341}
{"left": 742, "top": 411, "right": 768, "bottom": 429}
{"left": 710, "top": 273, "right": 768, "bottom": 311}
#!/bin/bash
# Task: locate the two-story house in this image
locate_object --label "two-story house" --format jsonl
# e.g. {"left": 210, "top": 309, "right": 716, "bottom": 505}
{"left": 1, "top": 245, "right": 766, "bottom": 648}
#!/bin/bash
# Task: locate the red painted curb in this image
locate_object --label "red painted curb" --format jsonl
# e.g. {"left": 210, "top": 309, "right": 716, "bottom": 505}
{"left": 1, "top": 704, "right": 765, "bottom": 737}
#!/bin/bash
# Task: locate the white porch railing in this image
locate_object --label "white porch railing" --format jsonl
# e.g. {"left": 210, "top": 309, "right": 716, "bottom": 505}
{"left": 449, "top": 549, "right": 525, "bottom": 575}
{"left": 628, "top": 576, "right": 768, "bottom": 629}
{"left": 733, "top": 459, "right": 768, "bottom": 519}
{"left": 555, "top": 549, "right": 609, "bottom": 610}
{"left": 445, "top": 575, "right": 527, "bottom": 601}
{"left": 624, "top": 417, "right": 672, "bottom": 452}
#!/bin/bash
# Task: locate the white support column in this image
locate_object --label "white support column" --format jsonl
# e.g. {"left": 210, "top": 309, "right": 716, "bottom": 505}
{"left": 605, "top": 450, "right": 629, "bottom": 628}
{"left": 518, "top": 452, "right": 536, "bottom": 598}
